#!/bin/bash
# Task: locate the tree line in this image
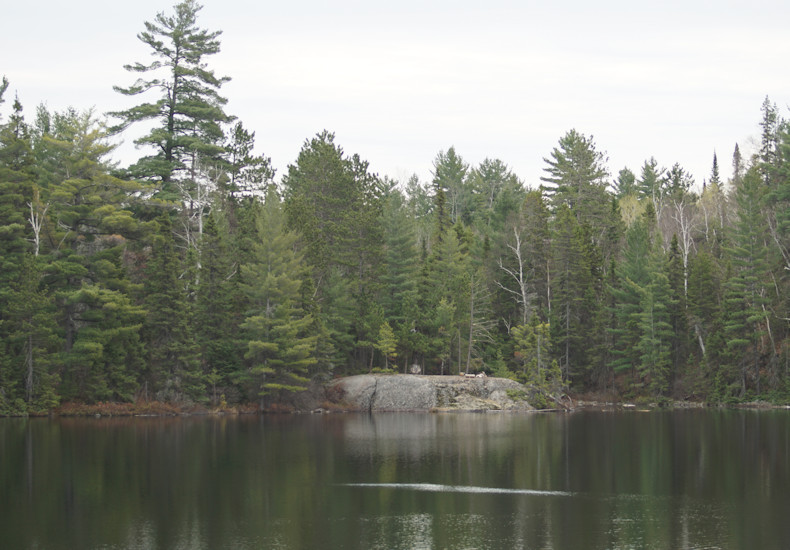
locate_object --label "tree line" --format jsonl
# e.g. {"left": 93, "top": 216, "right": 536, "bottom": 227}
{"left": 2, "top": 0, "right": 789, "bottom": 413}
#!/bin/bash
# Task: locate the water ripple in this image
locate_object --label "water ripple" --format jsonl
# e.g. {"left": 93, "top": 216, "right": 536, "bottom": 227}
{"left": 341, "top": 482, "right": 575, "bottom": 497}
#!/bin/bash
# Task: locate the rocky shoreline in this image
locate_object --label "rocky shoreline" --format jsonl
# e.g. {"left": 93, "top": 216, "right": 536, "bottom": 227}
{"left": 326, "top": 374, "right": 539, "bottom": 412}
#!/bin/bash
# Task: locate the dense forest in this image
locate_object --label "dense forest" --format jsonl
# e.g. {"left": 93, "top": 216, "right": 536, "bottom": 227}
{"left": 2, "top": 0, "right": 790, "bottom": 414}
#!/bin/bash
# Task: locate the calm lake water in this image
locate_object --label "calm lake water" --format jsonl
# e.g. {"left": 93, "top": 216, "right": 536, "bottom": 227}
{"left": 2, "top": 409, "right": 790, "bottom": 549}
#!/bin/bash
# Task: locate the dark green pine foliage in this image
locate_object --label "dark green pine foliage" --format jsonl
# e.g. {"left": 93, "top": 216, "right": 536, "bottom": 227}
{"left": 550, "top": 204, "right": 598, "bottom": 385}
{"left": 0, "top": 100, "right": 60, "bottom": 410}
{"left": 380, "top": 186, "right": 419, "bottom": 366}
{"left": 224, "top": 122, "right": 275, "bottom": 201}
{"left": 282, "top": 131, "right": 383, "bottom": 370}
{"left": 195, "top": 214, "right": 241, "bottom": 402}
{"left": 609, "top": 215, "right": 653, "bottom": 387}
{"left": 719, "top": 166, "right": 771, "bottom": 398}
{"left": 432, "top": 147, "right": 470, "bottom": 224}
{"left": 143, "top": 214, "right": 203, "bottom": 402}
{"left": 666, "top": 235, "right": 689, "bottom": 377}
{"left": 467, "top": 158, "right": 525, "bottom": 230}
{"left": 758, "top": 96, "right": 782, "bottom": 188}
{"left": 663, "top": 163, "right": 695, "bottom": 201}
{"left": 492, "top": 189, "right": 550, "bottom": 331}
{"left": 239, "top": 191, "right": 317, "bottom": 403}
{"left": 687, "top": 250, "right": 722, "bottom": 394}
{"left": 765, "top": 124, "right": 790, "bottom": 358}
{"left": 111, "top": 0, "right": 233, "bottom": 193}
{"left": 61, "top": 275, "right": 146, "bottom": 402}
{"left": 283, "top": 131, "right": 382, "bottom": 281}
{"left": 2, "top": 254, "right": 60, "bottom": 413}
{"left": 416, "top": 216, "right": 468, "bottom": 374}
{"left": 636, "top": 157, "right": 664, "bottom": 213}
{"left": 636, "top": 241, "right": 674, "bottom": 396}
{"left": 540, "top": 129, "right": 610, "bottom": 229}
{"left": 0, "top": 98, "right": 36, "bottom": 410}
{"left": 613, "top": 167, "right": 637, "bottom": 198}
{"left": 0, "top": 97, "right": 34, "bottom": 293}
{"left": 30, "top": 108, "right": 147, "bottom": 402}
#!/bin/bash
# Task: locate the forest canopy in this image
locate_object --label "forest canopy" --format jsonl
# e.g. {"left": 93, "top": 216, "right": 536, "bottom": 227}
{"left": 2, "top": 1, "right": 790, "bottom": 413}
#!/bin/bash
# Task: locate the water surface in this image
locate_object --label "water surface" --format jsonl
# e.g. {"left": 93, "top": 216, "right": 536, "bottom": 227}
{"left": 2, "top": 410, "right": 789, "bottom": 549}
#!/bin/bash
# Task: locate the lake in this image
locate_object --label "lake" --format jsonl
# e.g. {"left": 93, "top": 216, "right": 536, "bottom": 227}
{"left": 2, "top": 409, "right": 789, "bottom": 549}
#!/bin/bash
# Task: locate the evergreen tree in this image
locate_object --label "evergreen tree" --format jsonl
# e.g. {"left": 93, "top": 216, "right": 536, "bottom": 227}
{"left": 224, "top": 121, "right": 275, "bottom": 200}
{"left": 720, "top": 167, "right": 771, "bottom": 398}
{"left": 432, "top": 147, "right": 470, "bottom": 224}
{"left": 494, "top": 190, "right": 550, "bottom": 327}
{"left": 541, "top": 129, "right": 609, "bottom": 212}
{"left": 709, "top": 151, "right": 721, "bottom": 188}
{"left": 0, "top": 97, "right": 36, "bottom": 402}
{"left": 666, "top": 235, "right": 689, "bottom": 376}
{"left": 610, "top": 215, "right": 653, "bottom": 386}
{"left": 687, "top": 250, "right": 722, "bottom": 394}
{"left": 636, "top": 242, "right": 674, "bottom": 396}
{"left": 731, "top": 143, "right": 744, "bottom": 188}
{"left": 374, "top": 321, "right": 397, "bottom": 370}
{"left": 1, "top": 254, "right": 60, "bottom": 413}
{"left": 111, "top": 0, "right": 233, "bottom": 193}
{"left": 758, "top": 96, "right": 782, "bottom": 187}
{"left": 194, "top": 214, "right": 241, "bottom": 401}
{"left": 143, "top": 214, "right": 202, "bottom": 402}
{"left": 550, "top": 204, "right": 597, "bottom": 385}
{"left": 282, "top": 131, "right": 382, "bottom": 287}
{"left": 380, "top": 186, "right": 419, "bottom": 365}
{"left": 636, "top": 157, "right": 665, "bottom": 216}
{"left": 240, "top": 190, "right": 317, "bottom": 403}
{"left": 613, "top": 167, "right": 637, "bottom": 198}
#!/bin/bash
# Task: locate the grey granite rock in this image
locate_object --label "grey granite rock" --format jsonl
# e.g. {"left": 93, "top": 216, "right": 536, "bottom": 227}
{"left": 330, "top": 374, "right": 534, "bottom": 412}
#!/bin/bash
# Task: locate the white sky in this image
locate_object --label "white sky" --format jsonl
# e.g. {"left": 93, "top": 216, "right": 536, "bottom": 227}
{"left": 4, "top": 0, "right": 790, "bottom": 190}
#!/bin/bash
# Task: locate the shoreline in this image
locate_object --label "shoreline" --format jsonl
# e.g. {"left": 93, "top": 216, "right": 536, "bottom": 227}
{"left": 4, "top": 372, "right": 790, "bottom": 417}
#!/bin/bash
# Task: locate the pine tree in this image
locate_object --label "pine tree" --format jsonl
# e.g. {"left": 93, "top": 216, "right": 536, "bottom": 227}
{"left": 111, "top": 0, "right": 233, "bottom": 193}
{"left": 224, "top": 121, "right": 275, "bottom": 200}
{"left": 550, "top": 204, "right": 596, "bottom": 384}
{"left": 636, "top": 157, "right": 665, "bottom": 217}
{"left": 282, "top": 131, "right": 382, "bottom": 288}
{"left": 240, "top": 190, "right": 317, "bottom": 403}
{"left": 432, "top": 147, "right": 470, "bottom": 224}
{"left": 720, "top": 166, "right": 771, "bottom": 398}
{"left": 541, "top": 129, "right": 610, "bottom": 231}
{"left": 636, "top": 243, "right": 674, "bottom": 396}
{"left": 613, "top": 167, "right": 637, "bottom": 198}
{"left": 610, "top": 216, "right": 653, "bottom": 386}
{"left": 467, "top": 157, "right": 524, "bottom": 229}
{"left": 2, "top": 254, "right": 60, "bottom": 412}
{"left": 31, "top": 107, "right": 147, "bottom": 403}
{"left": 194, "top": 214, "right": 241, "bottom": 401}
{"left": 374, "top": 321, "right": 397, "bottom": 370}
{"left": 143, "top": 214, "right": 202, "bottom": 402}
{"left": 380, "top": 187, "right": 419, "bottom": 366}
{"left": 666, "top": 235, "right": 689, "bottom": 376}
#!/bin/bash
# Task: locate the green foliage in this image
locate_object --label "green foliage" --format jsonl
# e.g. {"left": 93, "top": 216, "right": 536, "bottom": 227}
{"left": 7, "top": 35, "right": 790, "bottom": 412}
{"left": 374, "top": 321, "right": 398, "bottom": 370}
{"left": 142, "top": 214, "right": 202, "bottom": 402}
{"left": 111, "top": 0, "right": 233, "bottom": 190}
{"left": 239, "top": 190, "right": 317, "bottom": 401}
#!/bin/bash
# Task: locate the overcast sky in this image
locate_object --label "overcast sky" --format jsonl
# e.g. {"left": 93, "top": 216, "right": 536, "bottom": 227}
{"left": 5, "top": 0, "right": 790, "bottom": 190}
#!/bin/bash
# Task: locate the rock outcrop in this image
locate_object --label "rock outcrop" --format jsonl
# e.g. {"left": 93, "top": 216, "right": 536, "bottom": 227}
{"left": 329, "top": 374, "right": 534, "bottom": 412}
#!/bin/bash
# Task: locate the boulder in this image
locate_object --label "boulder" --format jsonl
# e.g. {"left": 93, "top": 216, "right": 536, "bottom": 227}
{"left": 330, "top": 374, "right": 534, "bottom": 412}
